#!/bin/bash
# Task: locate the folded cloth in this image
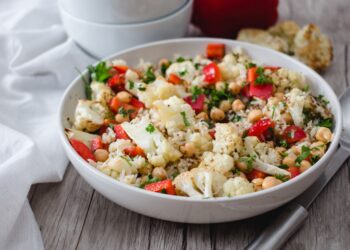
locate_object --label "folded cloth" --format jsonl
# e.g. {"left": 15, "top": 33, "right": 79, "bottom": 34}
{"left": 0, "top": 0, "right": 95, "bottom": 248}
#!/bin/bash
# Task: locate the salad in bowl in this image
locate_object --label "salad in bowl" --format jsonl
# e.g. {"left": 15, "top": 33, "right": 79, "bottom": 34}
{"left": 65, "top": 43, "right": 334, "bottom": 199}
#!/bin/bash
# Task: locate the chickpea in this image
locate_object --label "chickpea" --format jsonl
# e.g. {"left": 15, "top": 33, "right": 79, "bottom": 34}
{"left": 266, "top": 141, "right": 274, "bottom": 148}
{"left": 315, "top": 127, "right": 333, "bottom": 143}
{"left": 262, "top": 176, "right": 282, "bottom": 189}
{"left": 232, "top": 99, "right": 245, "bottom": 112}
{"left": 300, "top": 160, "right": 311, "bottom": 173}
{"left": 115, "top": 113, "right": 130, "bottom": 123}
{"left": 236, "top": 161, "right": 249, "bottom": 172}
{"left": 269, "top": 97, "right": 280, "bottom": 105}
{"left": 215, "top": 81, "right": 226, "bottom": 91}
{"left": 210, "top": 107, "right": 225, "bottom": 121}
{"left": 274, "top": 92, "right": 284, "bottom": 100}
{"left": 220, "top": 100, "right": 231, "bottom": 112}
{"left": 116, "top": 91, "right": 132, "bottom": 103}
{"left": 180, "top": 142, "right": 196, "bottom": 157}
{"left": 291, "top": 146, "right": 301, "bottom": 155}
{"left": 229, "top": 81, "right": 242, "bottom": 95}
{"left": 94, "top": 149, "right": 109, "bottom": 162}
{"left": 310, "top": 141, "right": 326, "bottom": 157}
{"left": 252, "top": 178, "right": 264, "bottom": 186}
{"left": 152, "top": 167, "right": 167, "bottom": 180}
{"left": 158, "top": 58, "right": 170, "bottom": 69}
{"left": 196, "top": 112, "right": 209, "bottom": 121}
{"left": 282, "top": 112, "right": 293, "bottom": 124}
{"left": 248, "top": 109, "right": 263, "bottom": 123}
{"left": 282, "top": 154, "right": 296, "bottom": 167}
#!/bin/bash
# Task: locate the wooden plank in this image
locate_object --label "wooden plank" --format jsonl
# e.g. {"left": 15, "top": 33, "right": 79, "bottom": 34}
{"left": 76, "top": 192, "right": 151, "bottom": 250}
{"left": 30, "top": 165, "right": 94, "bottom": 250}
{"left": 148, "top": 219, "right": 185, "bottom": 250}
{"left": 186, "top": 224, "right": 212, "bottom": 250}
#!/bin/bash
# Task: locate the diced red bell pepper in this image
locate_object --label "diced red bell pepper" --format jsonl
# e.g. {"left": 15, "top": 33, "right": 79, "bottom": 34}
{"left": 283, "top": 125, "right": 307, "bottom": 144}
{"left": 208, "top": 130, "right": 216, "bottom": 139}
{"left": 250, "top": 83, "right": 273, "bottom": 100}
{"left": 70, "top": 139, "right": 96, "bottom": 161}
{"left": 91, "top": 136, "right": 103, "bottom": 152}
{"left": 130, "top": 97, "right": 145, "bottom": 110}
{"left": 183, "top": 94, "right": 206, "bottom": 114}
{"left": 109, "top": 96, "right": 123, "bottom": 113}
{"left": 241, "top": 84, "right": 252, "bottom": 97}
{"left": 206, "top": 43, "right": 225, "bottom": 59}
{"left": 113, "top": 65, "right": 128, "bottom": 74}
{"left": 107, "top": 74, "right": 125, "bottom": 88}
{"left": 288, "top": 166, "right": 300, "bottom": 178}
{"left": 145, "top": 179, "right": 176, "bottom": 195}
{"left": 246, "top": 169, "right": 267, "bottom": 180}
{"left": 248, "top": 118, "right": 275, "bottom": 141}
{"left": 114, "top": 125, "right": 130, "bottom": 140}
{"left": 247, "top": 67, "right": 258, "bottom": 83}
{"left": 168, "top": 73, "right": 182, "bottom": 84}
{"left": 122, "top": 103, "right": 138, "bottom": 119}
{"left": 124, "top": 146, "right": 145, "bottom": 157}
{"left": 202, "top": 62, "right": 222, "bottom": 84}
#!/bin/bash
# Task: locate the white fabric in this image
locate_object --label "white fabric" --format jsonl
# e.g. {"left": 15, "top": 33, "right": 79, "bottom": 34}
{"left": 0, "top": 0, "right": 95, "bottom": 249}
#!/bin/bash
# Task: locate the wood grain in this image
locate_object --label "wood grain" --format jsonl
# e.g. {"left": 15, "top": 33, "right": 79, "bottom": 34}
{"left": 30, "top": 0, "right": 350, "bottom": 249}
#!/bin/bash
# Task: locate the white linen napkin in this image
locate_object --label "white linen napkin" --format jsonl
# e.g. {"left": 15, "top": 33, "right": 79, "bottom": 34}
{"left": 0, "top": 0, "right": 95, "bottom": 248}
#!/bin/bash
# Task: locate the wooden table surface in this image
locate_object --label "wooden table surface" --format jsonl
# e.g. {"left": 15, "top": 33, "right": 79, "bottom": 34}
{"left": 29, "top": 0, "right": 350, "bottom": 249}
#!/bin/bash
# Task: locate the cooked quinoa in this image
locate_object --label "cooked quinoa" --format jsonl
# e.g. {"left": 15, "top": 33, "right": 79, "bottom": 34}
{"left": 66, "top": 43, "right": 334, "bottom": 198}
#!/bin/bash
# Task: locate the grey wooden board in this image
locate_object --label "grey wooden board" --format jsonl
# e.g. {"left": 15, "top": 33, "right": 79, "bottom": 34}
{"left": 30, "top": 0, "right": 350, "bottom": 249}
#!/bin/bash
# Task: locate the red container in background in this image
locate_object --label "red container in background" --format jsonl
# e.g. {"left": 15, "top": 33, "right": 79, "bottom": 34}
{"left": 192, "top": 0, "right": 279, "bottom": 38}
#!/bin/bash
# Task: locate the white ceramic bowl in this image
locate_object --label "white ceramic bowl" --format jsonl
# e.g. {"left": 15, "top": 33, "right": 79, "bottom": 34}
{"left": 58, "top": 38, "right": 342, "bottom": 223}
{"left": 60, "top": 0, "right": 188, "bottom": 24}
{"left": 59, "top": 0, "right": 193, "bottom": 59}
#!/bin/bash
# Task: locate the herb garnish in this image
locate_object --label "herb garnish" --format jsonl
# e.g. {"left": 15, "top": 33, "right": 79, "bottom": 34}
{"left": 120, "top": 155, "right": 132, "bottom": 166}
{"left": 118, "top": 107, "right": 135, "bottom": 117}
{"left": 295, "top": 145, "right": 311, "bottom": 166}
{"left": 145, "top": 123, "right": 155, "bottom": 133}
{"left": 143, "top": 66, "right": 156, "bottom": 84}
{"left": 179, "top": 69, "right": 188, "bottom": 77}
{"left": 88, "top": 61, "right": 111, "bottom": 83}
{"left": 254, "top": 66, "right": 273, "bottom": 85}
{"left": 246, "top": 62, "right": 257, "bottom": 69}
{"left": 176, "top": 57, "right": 185, "bottom": 63}
{"left": 318, "top": 118, "right": 333, "bottom": 129}
{"left": 190, "top": 86, "right": 203, "bottom": 101}
{"left": 138, "top": 86, "right": 146, "bottom": 91}
{"left": 180, "top": 111, "right": 190, "bottom": 126}
{"left": 317, "top": 94, "right": 330, "bottom": 106}
{"left": 128, "top": 80, "right": 134, "bottom": 89}
{"left": 139, "top": 175, "right": 161, "bottom": 188}
{"left": 275, "top": 174, "right": 290, "bottom": 182}
{"left": 239, "top": 155, "right": 256, "bottom": 173}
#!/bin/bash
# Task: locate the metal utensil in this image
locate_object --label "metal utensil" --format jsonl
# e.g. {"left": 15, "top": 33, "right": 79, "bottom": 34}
{"left": 245, "top": 88, "right": 350, "bottom": 250}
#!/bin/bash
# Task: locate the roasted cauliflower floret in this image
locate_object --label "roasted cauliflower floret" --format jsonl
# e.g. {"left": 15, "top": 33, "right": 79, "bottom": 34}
{"left": 109, "top": 139, "right": 134, "bottom": 155}
{"left": 186, "top": 131, "right": 213, "bottom": 154}
{"left": 271, "top": 68, "right": 307, "bottom": 92}
{"left": 218, "top": 53, "right": 247, "bottom": 81}
{"left": 73, "top": 100, "right": 107, "bottom": 132}
{"left": 237, "top": 28, "right": 289, "bottom": 53}
{"left": 190, "top": 168, "right": 227, "bottom": 198}
{"left": 198, "top": 152, "right": 234, "bottom": 174}
{"left": 154, "top": 96, "right": 196, "bottom": 135}
{"left": 294, "top": 24, "right": 333, "bottom": 71}
{"left": 173, "top": 171, "right": 203, "bottom": 198}
{"left": 121, "top": 117, "right": 182, "bottom": 167}
{"left": 223, "top": 177, "right": 254, "bottom": 197}
{"left": 137, "top": 77, "right": 186, "bottom": 108}
{"left": 166, "top": 61, "right": 196, "bottom": 83}
{"left": 213, "top": 123, "right": 243, "bottom": 154}
{"left": 285, "top": 88, "right": 308, "bottom": 127}
{"left": 90, "top": 81, "right": 113, "bottom": 104}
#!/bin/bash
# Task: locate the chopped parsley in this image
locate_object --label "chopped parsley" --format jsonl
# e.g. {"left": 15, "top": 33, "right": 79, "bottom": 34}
{"left": 246, "top": 62, "right": 256, "bottom": 69}
{"left": 118, "top": 107, "right": 135, "bottom": 117}
{"left": 275, "top": 174, "right": 290, "bottom": 182}
{"left": 138, "top": 86, "right": 146, "bottom": 91}
{"left": 230, "top": 114, "right": 242, "bottom": 122}
{"left": 194, "top": 63, "right": 200, "bottom": 70}
{"left": 278, "top": 139, "right": 289, "bottom": 148}
{"left": 295, "top": 145, "right": 311, "bottom": 166}
{"left": 317, "top": 94, "right": 330, "bottom": 106}
{"left": 179, "top": 68, "right": 188, "bottom": 77}
{"left": 176, "top": 57, "right": 185, "bottom": 63}
{"left": 271, "top": 106, "right": 276, "bottom": 119}
{"left": 204, "top": 84, "right": 233, "bottom": 109}
{"left": 143, "top": 67, "right": 156, "bottom": 84}
{"left": 254, "top": 66, "right": 273, "bottom": 85}
{"left": 160, "top": 61, "right": 171, "bottom": 76}
{"left": 128, "top": 80, "right": 134, "bottom": 89}
{"left": 318, "top": 118, "right": 333, "bottom": 129}
{"left": 145, "top": 123, "right": 155, "bottom": 133}
{"left": 190, "top": 86, "right": 203, "bottom": 101}
{"left": 180, "top": 111, "right": 190, "bottom": 126}
{"left": 88, "top": 61, "right": 111, "bottom": 83}
{"left": 239, "top": 155, "right": 256, "bottom": 173}
{"left": 75, "top": 66, "right": 92, "bottom": 100}
{"left": 311, "top": 155, "right": 320, "bottom": 164}
{"left": 278, "top": 164, "right": 289, "bottom": 170}
{"left": 280, "top": 152, "right": 288, "bottom": 157}
{"left": 139, "top": 175, "right": 161, "bottom": 188}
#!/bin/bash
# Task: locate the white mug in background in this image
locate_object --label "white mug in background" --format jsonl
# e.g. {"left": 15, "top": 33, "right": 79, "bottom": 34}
{"left": 60, "top": 0, "right": 188, "bottom": 24}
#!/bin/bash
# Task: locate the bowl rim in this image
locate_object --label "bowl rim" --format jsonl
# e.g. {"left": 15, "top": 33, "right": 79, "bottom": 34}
{"left": 58, "top": 0, "right": 192, "bottom": 27}
{"left": 58, "top": 37, "right": 342, "bottom": 203}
